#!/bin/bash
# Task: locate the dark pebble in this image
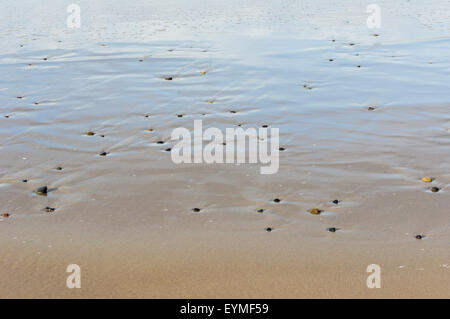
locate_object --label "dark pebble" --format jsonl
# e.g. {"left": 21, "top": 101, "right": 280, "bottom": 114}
{"left": 368, "top": 106, "right": 376, "bottom": 111}
{"left": 279, "top": 147, "right": 285, "bottom": 151}
{"left": 257, "top": 209, "right": 264, "bottom": 213}
{"left": 164, "top": 77, "right": 173, "bottom": 81}
{"left": 35, "top": 186, "right": 48, "bottom": 196}
{"left": 156, "top": 141, "right": 164, "bottom": 144}
{"left": 99, "top": 152, "right": 108, "bottom": 156}
{"left": 2, "top": 213, "right": 10, "bottom": 218}
{"left": 262, "top": 125, "right": 269, "bottom": 128}
{"left": 192, "top": 208, "right": 201, "bottom": 213}
{"left": 329, "top": 59, "right": 334, "bottom": 62}
{"left": 415, "top": 234, "right": 424, "bottom": 240}
{"left": 332, "top": 199, "right": 340, "bottom": 204}
{"left": 165, "top": 148, "right": 172, "bottom": 152}
{"left": 273, "top": 198, "right": 281, "bottom": 203}
{"left": 22, "top": 179, "right": 28, "bottom": 183}
{"left": 45, "top": 207, "right": 55, "bottom": 213}
{"left": 430, "top": 187, "right": 440, "bottom": 193}
{"left": 43, "top": 58, "right": 48, "bottom": 61}
{"left": 229, "top": 110, "right": 237, "bottom": 114}
{"left": 55, "top": 167, "right": 63, "bottom": 171}
{"left": 327, "top": 227, "right": 337, "bottom": 232}
{"left": 265, "top": 227, "right": 273, "bottom": 232}
{"left": 177, "top": 114, "right": 183, "bottom": 118}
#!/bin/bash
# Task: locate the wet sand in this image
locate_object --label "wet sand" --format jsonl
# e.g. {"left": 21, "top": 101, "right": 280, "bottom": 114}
{"left": 1, "top": 0, "right": 450, "bottom": 298}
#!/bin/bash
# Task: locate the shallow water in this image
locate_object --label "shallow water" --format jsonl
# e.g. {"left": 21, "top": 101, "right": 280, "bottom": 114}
{"left": 0, "top": 0, "right": 449, "bottom": 297}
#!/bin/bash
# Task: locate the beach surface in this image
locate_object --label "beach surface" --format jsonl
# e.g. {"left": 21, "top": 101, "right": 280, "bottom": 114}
{"left": 0, "top": 0, "right": 449, "bottom": 298}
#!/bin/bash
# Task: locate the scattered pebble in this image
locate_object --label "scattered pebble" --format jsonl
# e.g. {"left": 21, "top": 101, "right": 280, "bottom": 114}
{"left": 147, "top": 128, "right": 154, "bottom": 132}
{"left": 156, "top": 141, "right": 164, "bottom": 144}
{"left": 279, "top": 147, "right": 285, "bottom": 151}
{"left": 99, "top": 152, "right": 108, "bottom": 156}
{"left": 22, "top": 179, "right": 28, "bottom": 183}
{"left": 42, "top": 58, "right": 48, "bottom": 61}
{"left": 332, "top": 199, "right": 340, "bottom": 204}
{"left": 327, "top": 227, "right": 337, "bottom": 232}
{"left": 261, "top": 125, "right": 269, "bottom": 128}
{"left": 35, "top": 186, "right": 48, "bottom": 196}
{"left": 329, "top": 59, "right": 334, "bottom": 62}
{"left": 55, "top": 167, "right": 63, "bottom": 171}
{"left": 373, "top": 34, "right": 379, "bottom": 37}
{"left": 45, "top": 207, "right": 55, "bottom": 213}
{"left": 257, "top": 209, "right": 264, "bottom": 213}
{"left": 272, "top": 198, "right": 281, "bottom": 203}
{"left": 201, "top": 71, "right": 206, "bottom": 75}
{"left": 164, "top": 77, "right": 173, "bottom": 81}
{"left": 17, "top": 96, "right": 23, "bottom": 99}
{"left": 229, "top": 110, "right": 237, "bottom": 114}
{"left": 2, "top": 213, "right": 10, "bottom": 218}
{"left": 86, "top": 131, "right": 95, "bottom": 136}
{"left": 309, "top": 208, "right": 322, "bottom": 215}
{"left": 265, "top": 227, "right": 273, "bottom": 232}
{"left": 165, "top": 148, "right": 172, "bottom": 152}
{"left": 430, "top": 187, "right": 440, "bottom": 193}
{"left": 192, "top": 208, "right": 201, "bottom": 213}
{"left": 177, "top": 114, "right": 183, "bottom": 118}
{"left": 356, "top": 65, "right": 361, "bottom": 68}
{"left": 415, "top": 234, "right": 424, "bottom": 240}
{"left": 303, "top": 84, "right": 312, "bottom": 90}
{"left": 207, "top": 100, "right": 215, "bottom": 104}
{"left": 421, "top": 176, "right": 433, "bottom": 183}
{"left": 368, "top": 106, "right": 376, "bottom": 111}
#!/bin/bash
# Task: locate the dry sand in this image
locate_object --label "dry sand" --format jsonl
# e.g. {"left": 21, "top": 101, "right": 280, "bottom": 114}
{"left": 0, "top": 0, "right": 449, "bottom": 298}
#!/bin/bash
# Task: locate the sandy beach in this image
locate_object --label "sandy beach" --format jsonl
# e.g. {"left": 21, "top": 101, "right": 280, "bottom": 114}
{"left": 0, "top": 0, "right": 449, "bottom": 298}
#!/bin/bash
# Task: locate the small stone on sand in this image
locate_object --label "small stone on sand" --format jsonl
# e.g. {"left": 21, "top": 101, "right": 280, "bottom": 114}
{"left": 22, "top": 179, "right": 28, "bottom": 183}
{"left": 192, "top": 208, "right": 201, "bottom": 213}
{"left": 430, "top": 187, "right": 440, "bottom": 193}
{"left": 99, "top": 152, "right": 108, "bottom": 156}
{"left": 327, "top": 227, "right": 337, "bottom": 232}
{"left": 368, "top": 106, "right": 376, "bottom": 111}
{"left": 45, "top": 207, "right": 55, "bottom": 213}
{"left": 279, "top": 147, "right": 285, "bottom": 151}
{"left": 164, "top": 77, "right": 173, "bottom": 81}
{"left": 165, "top": 148, "right": 171, "bottom": 152}
{"left": 201, "top": 71, "right": 206, "bottom": 75}
{"left": 421, "top": 176, "right": 432, "bottom": 183}
{"left": 55, "top": 167, "right": 63, "bottom": 171}
{"left": 273, "top": 198, "right": 281, "bottom": 203}
{"left": 35, "top": 186, "right": 48, "bottom": 196}
{"left": 156, "top": 141, "right": 164, "bottom": 144}
{"left": 265, "top": 227, "right": 273, "bottom": 232}
{"left": 257, "top": 209, "right": 264, "bottom": 213}
{"left": 86, "top": 131, "right": 95, "bottom": 136}
{"left": 309, "top": 208, "right": 322, "bottom": 215}
{"left": 332, "top": 199, "right": 340, "bottom": 204}
{"left": 416, "top": 235, "right": 424, "bottom": 240}
{"left": 2, "top": 213, "right": 10, "bottom": 218}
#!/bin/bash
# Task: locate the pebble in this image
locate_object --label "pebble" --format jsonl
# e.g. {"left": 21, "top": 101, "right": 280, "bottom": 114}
{"left": 45, "top": 207, "right": 55, "bottom": 213}
{"left": 86, "top": 131, "right": 95, "bottom": 136}
{"left": 279, "top": 147, "right": 285, "bottom": 151}
{"left": 262, "top": 125, "right": 269, "bottom": 128}
{"left": 272, "top": 198, "right": 281, "bottom": 203}
{"left": 177, "top": 114, "right": 183, "bottom": 118}
{"left": 309, "top": 208, "right": 322, "bottom": 215}
{"left": 421, "top": 176, "right": 433, "bottom": 183}
{"left": 2, "top": 213, "right": 10, "bottom": 218}
{"left": 329, "top": 59, "right": 334, "bottom": 62}
{"left": 415, "top": 234, "right": 424, "bottom": 240}
{"left": 55, "top": 167, "right": 63, "bottom": 171}
{"left": 257, "top": 209, "right": 264, "bottom": 213}
{"left": 192, "top": 208, "right": 201, "bottom": 213}
{"left": 99, "top": 152, "right": 108, "bottom": 156}
{"left": 156, "top": 141, "right": 164, "bottom": 144}
{"left": 430, "top": 187, "right": 440, "bottom": 193}
{"left": 22, "top": 179, "right": 28, "bottom": 183}
{"left": 332, "top": 199, "right": 340, "bottom": 204}
{"left": 265, "top": 227, "right": 273, "bottom": 232}
{"left": 368, "top": 106, "right": 376, "bottom": 111}
{"left": 164, "top": 77, "right": 173, "bottom": 81}
{"left": 165, "top": 148, "right": 172, "bottom": 152}
{"left": 207, "top": 100, "right": 215, "bottom": 104}
{"left": 327, "top": 227, "right": 337, "bottom": 232}
{"left": 147, "top": 128, "right": 154, "bottom": 132}
{"left": 35, "top": 186, "right": 48, "bottom": 196}
{"left": 201, "top": 71, "right": 206, "bottom": 75}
